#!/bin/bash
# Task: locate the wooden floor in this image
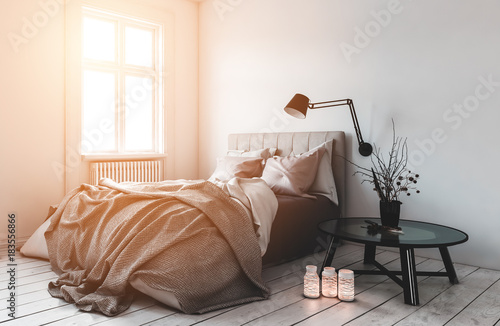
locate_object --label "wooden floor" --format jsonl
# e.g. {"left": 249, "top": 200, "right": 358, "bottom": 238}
{"left": 1, "top": 243, "right": 500, "bottom": 326}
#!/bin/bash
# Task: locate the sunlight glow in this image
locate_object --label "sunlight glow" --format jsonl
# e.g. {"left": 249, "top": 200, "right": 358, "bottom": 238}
{"left": 125, "top": 26, "right": 154, "bottom": 67}
{"left": 125, "top": 76, "right": 153, "bottom": 151}
{"left": 82, "top": 9, "right": 161, "bottom": 154}
{"left": 83, "top": 17, "right": 115, "bottom": 62}
{"left": 83, "top": 70, "right": 116, "bottom": 152}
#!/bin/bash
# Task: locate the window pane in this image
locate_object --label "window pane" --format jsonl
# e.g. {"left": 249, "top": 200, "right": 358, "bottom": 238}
{"left": 83, "top": 70, "right": 116, "bottom": 153}
{"left": 83, "top": 16, "right": 115, "bottom": 62}
{"left": 125, "top": 76, "right": 153, "bottom": 151}
{"left": 125, "top": 26, "right": 153, "bottom": 67}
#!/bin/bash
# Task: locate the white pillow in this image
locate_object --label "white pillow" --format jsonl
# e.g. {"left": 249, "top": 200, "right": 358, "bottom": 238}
{"left": 20, "top": 217, "right": 50, "bottom": 260}
{"left": 306, "top": 140, "right": 339, "bottom": 205}
{"left": 227, "top": 148, "right": 277, "bottom": 159}
{"left": 262, "top": 147, "right": 326, "bottom": 199}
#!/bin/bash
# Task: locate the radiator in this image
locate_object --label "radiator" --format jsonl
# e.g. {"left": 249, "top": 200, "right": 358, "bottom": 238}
{"left": 90, "top": 160, "right": 162, "bottom": 185}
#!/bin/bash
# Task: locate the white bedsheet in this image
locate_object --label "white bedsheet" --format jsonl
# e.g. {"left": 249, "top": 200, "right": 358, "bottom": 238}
{"left": 211, "top": 177, "right": 278, "bottom": 256}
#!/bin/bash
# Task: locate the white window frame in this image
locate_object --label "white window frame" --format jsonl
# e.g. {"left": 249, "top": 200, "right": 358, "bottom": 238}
{"left": 81, "top": 7, "right": 163, "bottom": 155}
{"left": 65, "top": 1, "right": 174, "bottom": 192}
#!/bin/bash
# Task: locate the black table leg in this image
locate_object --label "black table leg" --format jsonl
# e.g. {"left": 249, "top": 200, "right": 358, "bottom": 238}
{"left": 439, "top": 246, "right": 459, "bottom": 284}
{"left": 400, "top": 247, "right": 419, "bottom": 305}
{"left": 364, "top": 244, "right": 376, "bottom": 264}
{"left": 321, "top": 236, "right": 340, "bottom": 272}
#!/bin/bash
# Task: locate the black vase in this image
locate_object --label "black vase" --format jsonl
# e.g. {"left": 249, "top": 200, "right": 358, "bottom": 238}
{"left": 379, "top": 201, "right": 401, "bottom": 227}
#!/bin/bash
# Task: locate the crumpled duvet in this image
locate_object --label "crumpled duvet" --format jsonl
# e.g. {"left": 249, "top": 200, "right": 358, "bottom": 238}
{"left": 45, "top": 178, "right": 274, "bottom": 316}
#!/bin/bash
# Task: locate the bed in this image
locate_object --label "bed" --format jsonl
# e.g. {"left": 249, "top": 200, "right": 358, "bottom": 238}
{"left": 20, "top": 131, "right": 345, "bottom": 316}
{"left": 227, "top": 131, "right": 345, "bottom": 266}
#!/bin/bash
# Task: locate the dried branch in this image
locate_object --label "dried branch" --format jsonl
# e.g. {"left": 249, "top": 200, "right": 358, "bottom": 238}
{"left": 342, "top": 121, "right": 420, "bottom": 202}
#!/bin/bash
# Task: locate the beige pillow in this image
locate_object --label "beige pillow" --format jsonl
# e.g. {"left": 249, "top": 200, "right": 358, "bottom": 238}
{"left": 262, "top": 147, "right": 326, "bottom": 198}
{"left": 307, "top": 140, "right": 338, "bottom": 205}
{"left": 209, "top": 156, "right": 264, "bottom": 182}
{"left": 227, "top": 148, "right": 277, "bottom": 159}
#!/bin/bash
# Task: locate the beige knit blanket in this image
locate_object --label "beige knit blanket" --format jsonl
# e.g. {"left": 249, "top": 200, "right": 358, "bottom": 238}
{"left": 45, "top": 179, "right": 269, "bottom": 316}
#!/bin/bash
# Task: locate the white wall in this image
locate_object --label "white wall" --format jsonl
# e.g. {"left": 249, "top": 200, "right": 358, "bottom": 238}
{"left": 199, "top": 0, "right": 500, "bottom": 270}
{"left": 0, "top": 0, "right": 65, "bottom": 242}
{"left": 0, "top": 0, "right": 198, "bottom": 240}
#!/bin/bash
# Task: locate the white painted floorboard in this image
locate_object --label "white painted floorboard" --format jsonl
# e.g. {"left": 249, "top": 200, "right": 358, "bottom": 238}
{"left": 1, "top": 243, "right": 499, "bottom": 326}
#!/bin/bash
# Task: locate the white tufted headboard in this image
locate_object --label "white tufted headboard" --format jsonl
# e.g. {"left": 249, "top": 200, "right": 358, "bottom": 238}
{"left": 228, "top": 131, "right": 346, "bottom": 215}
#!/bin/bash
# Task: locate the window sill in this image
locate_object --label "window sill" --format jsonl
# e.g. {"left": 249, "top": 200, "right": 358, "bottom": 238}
{"left": 82, "top": 153, "right": 167, "bottom": 161}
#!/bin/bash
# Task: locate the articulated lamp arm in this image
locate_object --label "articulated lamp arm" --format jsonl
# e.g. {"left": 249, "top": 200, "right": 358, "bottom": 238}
{"left": 309, "top": 99, "right": 372, "bottom": 156}
{"left": 284, "top": 94, "right": 372, "bottom": 156}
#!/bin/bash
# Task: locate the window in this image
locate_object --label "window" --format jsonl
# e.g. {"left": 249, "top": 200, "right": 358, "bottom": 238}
{"left": 81, "top": 8, "right": 163, "bottom": 155}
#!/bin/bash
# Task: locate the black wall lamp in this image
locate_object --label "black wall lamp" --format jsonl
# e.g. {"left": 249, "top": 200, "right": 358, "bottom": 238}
{"left": 284, "top": 93, "right": 373, "bottom": 156}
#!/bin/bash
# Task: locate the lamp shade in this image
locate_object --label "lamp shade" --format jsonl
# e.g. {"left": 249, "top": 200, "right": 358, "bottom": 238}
{"left": 284, "top": 93, "right": 310, "bottom": 119}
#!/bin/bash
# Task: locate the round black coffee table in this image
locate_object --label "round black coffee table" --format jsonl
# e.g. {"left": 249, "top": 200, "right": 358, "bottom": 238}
{"left": 319, "top": 218, "right": 468, "bottom": 306}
